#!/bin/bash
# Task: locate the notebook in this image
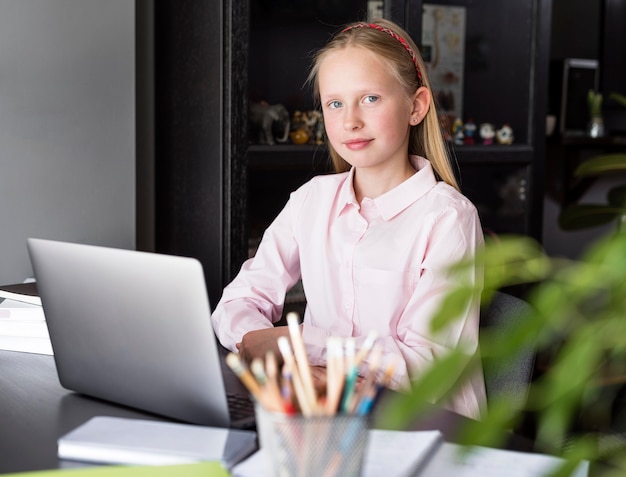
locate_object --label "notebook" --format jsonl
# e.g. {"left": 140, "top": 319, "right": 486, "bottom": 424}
{"left": 27, "top": 237, "right": 255, "bottom": 429}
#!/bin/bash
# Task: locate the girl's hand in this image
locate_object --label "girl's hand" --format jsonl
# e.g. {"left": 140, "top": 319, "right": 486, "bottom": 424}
{"left": 309, "top": 366, "right": 328, "bottom": 394}
{"left": 236, "top": 326, "right": 289, "bottom": 366}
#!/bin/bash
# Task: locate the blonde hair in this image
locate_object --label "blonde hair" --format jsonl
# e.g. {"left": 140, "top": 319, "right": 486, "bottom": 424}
{"left": 307, "top": 18, "right": 459, "bottom": 191}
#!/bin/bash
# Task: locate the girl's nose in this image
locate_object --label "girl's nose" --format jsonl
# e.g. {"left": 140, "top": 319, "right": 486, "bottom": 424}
{"left": 343, "top": 108, "right": 363, "bottom": 131}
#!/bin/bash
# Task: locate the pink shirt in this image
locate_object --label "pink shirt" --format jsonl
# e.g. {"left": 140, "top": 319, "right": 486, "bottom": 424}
{"left": 212, "top": 156, "right": 486, "bottom": 419}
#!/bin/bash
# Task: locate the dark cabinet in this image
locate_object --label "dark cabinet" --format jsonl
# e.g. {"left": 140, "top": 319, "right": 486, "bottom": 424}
{"left": 245, "top": 0, "right": 552, "bottom": 254}
{"left": 142, "top": 0, "right": 552, "bottom": 302}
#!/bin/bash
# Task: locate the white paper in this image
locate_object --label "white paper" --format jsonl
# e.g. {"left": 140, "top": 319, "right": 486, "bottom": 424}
{"left": 362, "top": 429, "right": 443, "bottom": 477}
{"left": 0, "top": 335, "right": 53, "bottom": 355}
{"left": 0, "top": 299, "right": 51, "bottom": 354}
{"left": 232, "top": 429, "right": 443, "bottom": 477}
{"left": 58, "top": 416, "right": 257, "bottom": 470}
{"left": 419, "top": 443, "right": 589, "bottom": 477}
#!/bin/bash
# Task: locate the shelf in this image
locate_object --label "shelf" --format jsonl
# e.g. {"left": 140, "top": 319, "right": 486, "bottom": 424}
{"left": 247, "top": 143, "right": 534, "bottom": 170}
{"left": 453, "top": 144, "right": 534, "bottom": 164}
{"left": 247, "top": 144, "right": 332, "bottom": 172}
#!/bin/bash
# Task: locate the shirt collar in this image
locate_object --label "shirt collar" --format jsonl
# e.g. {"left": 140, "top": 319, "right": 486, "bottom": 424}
{"left": 335, "top": 155, "right": 438, "bottom": 220}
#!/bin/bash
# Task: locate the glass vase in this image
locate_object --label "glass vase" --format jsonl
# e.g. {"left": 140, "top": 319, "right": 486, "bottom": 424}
{"left": 587, "top": 116, "right": 605, "bottom": 138}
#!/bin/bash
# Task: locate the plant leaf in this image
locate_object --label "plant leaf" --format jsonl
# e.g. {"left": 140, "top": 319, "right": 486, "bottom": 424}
{"left": 558, "top": 204, "right": 623, "bottom": 230}
{"left": 574, "top": 154, "right": 626, "bottom": 177}
{"left": 607, "top": 184, "right": 626, "bottom": 208}
{"left": 609, "top": 92, "right": 626, "bottom": 108}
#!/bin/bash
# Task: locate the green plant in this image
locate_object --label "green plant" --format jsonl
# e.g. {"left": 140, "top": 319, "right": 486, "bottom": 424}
{"left": 609, "top": 92, "right": 626, "bottom": 109}
{"left": 558, "top": 91, "right": 626, "bottom": 231}
{"left": 374, "top": 229, "right": 626, "bottom": 476}
{"left": 588, "top": 90, "right": 603, "bottom": 119}
{"left": 558, "top": 153, "right": 626, "bottom": 231}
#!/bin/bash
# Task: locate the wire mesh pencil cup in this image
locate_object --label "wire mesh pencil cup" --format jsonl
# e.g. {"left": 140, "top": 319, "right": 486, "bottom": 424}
{"left": 255, "top": 403, "right": 370, "bottom": 477}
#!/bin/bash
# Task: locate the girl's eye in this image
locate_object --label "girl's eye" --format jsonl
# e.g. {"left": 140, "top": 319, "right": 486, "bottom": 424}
{"left": 363, "top": 95, "right": 379, "bottom": 104}
{"left": 327, "top": 100, "right": 342, "bottom": 109}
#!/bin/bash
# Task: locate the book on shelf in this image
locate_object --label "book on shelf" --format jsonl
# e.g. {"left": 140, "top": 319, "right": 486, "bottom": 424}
{"left": 57, "top": 416, "right": 258, "bottom": 471}
{"left": 0, "top": 281, "right": 41, "bottom": 306}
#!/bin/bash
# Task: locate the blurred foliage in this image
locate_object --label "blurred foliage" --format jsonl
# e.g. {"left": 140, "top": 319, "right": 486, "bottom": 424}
{"left": 609, "top": 93, "right": 626, "bottom": 109}
{"left": 559, "top": 91, "right": 626, "bottom": 232}
{"left": 559, "top": 154, "right": 626, "bottom": 231}
{"left": 374, "top": 230, "right": 626, "bottom": 476}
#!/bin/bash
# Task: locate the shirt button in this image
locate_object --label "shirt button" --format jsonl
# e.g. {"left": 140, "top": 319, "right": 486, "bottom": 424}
{"left": 344, "top": 304, "right": 351, "bottom": 309}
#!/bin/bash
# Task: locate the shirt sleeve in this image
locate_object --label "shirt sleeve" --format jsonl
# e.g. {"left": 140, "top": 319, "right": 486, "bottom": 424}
{"left": 210, "top": 196, "right": 302, "bottom": 351}
{"left": 372, "top": 200, "right": 483, "bottom": 393}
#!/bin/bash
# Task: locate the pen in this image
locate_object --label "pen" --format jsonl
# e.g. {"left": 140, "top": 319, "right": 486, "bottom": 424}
{"left": 280, "top": 362, "right": 296, "bottom": 415}
{"left": 350, "top": 343, "right": 382, "bottom": 413}
{"left": 340, "top": 338, "right": 356, "bottom": 413}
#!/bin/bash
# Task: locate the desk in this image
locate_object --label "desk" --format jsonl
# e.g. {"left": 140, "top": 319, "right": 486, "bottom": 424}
{"left": 0, "top": 350, "right": 532, "bottom": 474}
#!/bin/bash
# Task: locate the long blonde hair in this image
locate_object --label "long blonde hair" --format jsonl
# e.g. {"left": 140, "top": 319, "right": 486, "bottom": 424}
{"left": 307, "top": 18, "right": 459, "bottom": 191}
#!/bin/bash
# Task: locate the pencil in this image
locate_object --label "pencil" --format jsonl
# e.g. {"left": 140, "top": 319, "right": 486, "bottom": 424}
{"left": 286, "top": 312, "right": 317, "bottom": 412}
{"left": 225, "top": 353, "right": 265, "bottom": 405}
{"left": 251, "top": 357, "right": 284, "bottom": 413}
{"left": 277, "top": 336, "right": 313, "bottom": 416}
{"left": 264, "top": 350, "right": 287, "bottom": 412}
{"left": 353, "top": 330, "right": 378, "bottom": 366}
{"left": 325, "top": 336, "right": 344, "bottom": 415}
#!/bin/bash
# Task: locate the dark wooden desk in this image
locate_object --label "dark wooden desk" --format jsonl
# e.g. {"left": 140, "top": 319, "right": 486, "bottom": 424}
{"left": 0, "top": 350, "right": 532, "bottom": 474}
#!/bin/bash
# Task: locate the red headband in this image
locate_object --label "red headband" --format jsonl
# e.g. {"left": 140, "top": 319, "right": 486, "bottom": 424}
{"left": 342, "top": 23, "right": 423, "bottom": 86}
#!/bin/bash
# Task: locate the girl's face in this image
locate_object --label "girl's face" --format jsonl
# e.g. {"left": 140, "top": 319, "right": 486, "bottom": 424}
{"left": 318, "top": 46, "right": 416, "bottom": 173}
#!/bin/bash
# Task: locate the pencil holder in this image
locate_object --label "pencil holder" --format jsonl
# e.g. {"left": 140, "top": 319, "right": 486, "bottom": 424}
{"left": 255, "top": 404, "right": 369, "bottom": 477}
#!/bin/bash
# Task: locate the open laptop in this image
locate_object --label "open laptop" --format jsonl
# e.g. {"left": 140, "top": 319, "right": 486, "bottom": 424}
{"left": 27, "top": 237, "right": 255, "bottom": 429}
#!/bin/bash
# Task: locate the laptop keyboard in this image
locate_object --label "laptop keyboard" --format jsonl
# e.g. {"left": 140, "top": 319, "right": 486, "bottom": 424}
{"left": 227, "top": 392, "right": 256, "bottom": 422}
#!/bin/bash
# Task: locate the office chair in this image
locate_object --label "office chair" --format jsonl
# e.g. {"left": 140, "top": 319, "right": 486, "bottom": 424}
{"left": 480, "top": 291, "right": 536, "bottom": 411}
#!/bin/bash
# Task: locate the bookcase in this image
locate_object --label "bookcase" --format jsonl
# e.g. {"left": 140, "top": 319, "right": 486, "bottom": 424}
{"left": 144, "top": 0, "right": 552, "bottom": 303}
{"left": 245, "top": 0, "right": 552, "bottom": 251}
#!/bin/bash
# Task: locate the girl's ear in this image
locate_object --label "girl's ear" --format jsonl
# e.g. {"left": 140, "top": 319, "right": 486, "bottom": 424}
{"left": 410, "top": 86, "right": 431, "bottom": 125}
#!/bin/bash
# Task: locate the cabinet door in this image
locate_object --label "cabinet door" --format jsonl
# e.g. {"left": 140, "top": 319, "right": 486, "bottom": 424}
{"left": 391, "top": 0, "right": 550, "bottom": 241}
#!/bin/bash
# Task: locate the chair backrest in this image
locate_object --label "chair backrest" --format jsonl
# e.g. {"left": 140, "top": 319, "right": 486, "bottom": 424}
{"left": 480, "top": 291, "right": 536, "bottom": 411}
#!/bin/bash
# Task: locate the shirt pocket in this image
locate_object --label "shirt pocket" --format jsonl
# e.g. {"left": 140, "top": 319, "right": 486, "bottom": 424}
{"left": 353, "top": 267, "right": 416, "bottom": 333}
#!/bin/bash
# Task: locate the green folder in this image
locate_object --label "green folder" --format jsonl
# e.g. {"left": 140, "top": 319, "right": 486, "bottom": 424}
{"left": 2, "top": 462, "right": 230, "bottom": 477}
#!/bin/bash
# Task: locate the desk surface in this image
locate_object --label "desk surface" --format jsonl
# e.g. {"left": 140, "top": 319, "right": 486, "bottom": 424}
{"left": 0, "top": 350, "right": 531, "bottom": 474}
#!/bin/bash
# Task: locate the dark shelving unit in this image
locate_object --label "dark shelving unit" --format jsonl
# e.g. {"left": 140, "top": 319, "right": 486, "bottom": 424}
{"left": 143, "top": 0, "right": 552, "bottom": 301}
{"left": 245, "top": 0, "right": 552, "bottom": 250}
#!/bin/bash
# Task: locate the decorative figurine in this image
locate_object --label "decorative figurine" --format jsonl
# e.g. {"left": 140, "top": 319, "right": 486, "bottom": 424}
{"left": 463, "top": 118, "right": 476, "bottom": 145}
{"left": 452, "top": 118, "right": 464, "bottom": 145}
{"left": 310, "top": 111, "right": 325, "bottom": 144}
{"left": 291, "top": 110, "right": 324, "bottom": 145}
{"left": 249, "top": 102, "right": 291, "bottom": 145}
{"left": 496, "top": 124, "right": 514, "bottom": 145}
{"left": 479, "top": 123, "right": 495, "bottom": 145}
{"left": 289, "top": 128, "right": 309, "bottom": 145}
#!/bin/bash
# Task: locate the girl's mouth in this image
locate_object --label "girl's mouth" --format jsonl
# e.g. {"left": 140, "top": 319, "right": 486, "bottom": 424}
{"left": 344, "top": 138, "right": 373, "bottom": 150}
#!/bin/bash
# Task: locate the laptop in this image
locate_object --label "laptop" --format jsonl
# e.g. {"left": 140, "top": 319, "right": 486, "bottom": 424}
{"left": 27, "top": 237, "right": 255, "bottom": 429}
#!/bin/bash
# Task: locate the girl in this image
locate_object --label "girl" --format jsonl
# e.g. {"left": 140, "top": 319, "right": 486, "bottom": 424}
{"left": 212, "top": 19, "right": 486, "bottom": 419}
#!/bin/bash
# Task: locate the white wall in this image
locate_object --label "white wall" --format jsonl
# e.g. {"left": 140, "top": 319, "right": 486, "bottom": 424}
{"left": 0, "top": 0, "right": 135, "bottom": 283}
